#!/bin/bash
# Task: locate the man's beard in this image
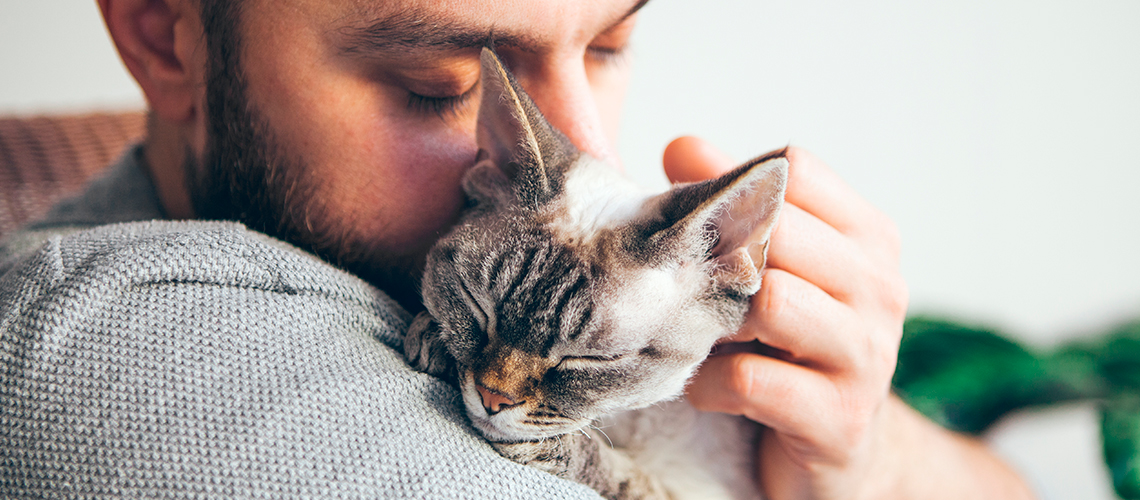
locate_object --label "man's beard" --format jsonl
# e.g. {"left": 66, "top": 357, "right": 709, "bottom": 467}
{"left": 185, "top": 49, "right": 424, "bottom": 310}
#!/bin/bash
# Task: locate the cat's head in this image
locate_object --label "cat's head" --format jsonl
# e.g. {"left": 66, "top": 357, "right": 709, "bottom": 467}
{"left": 420, "top": 48, "right": 787, "bottom": 442}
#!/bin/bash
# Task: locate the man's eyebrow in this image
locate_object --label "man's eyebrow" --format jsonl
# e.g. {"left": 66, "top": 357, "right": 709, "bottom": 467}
{"left": 337, "top": 9, "right": 540, "bottom": 55}
{"left": 619, "top": 0, "right": 652, "bottom": 27}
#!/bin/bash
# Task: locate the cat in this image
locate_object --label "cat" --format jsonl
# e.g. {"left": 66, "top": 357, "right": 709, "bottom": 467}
{"left": 404, "top": 47, "right": 788, "bottom": 500}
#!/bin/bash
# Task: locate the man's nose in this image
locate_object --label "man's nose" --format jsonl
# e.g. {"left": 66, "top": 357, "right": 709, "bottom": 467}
{"left": 519, "top": 59, "right": 616, "bottom": 164}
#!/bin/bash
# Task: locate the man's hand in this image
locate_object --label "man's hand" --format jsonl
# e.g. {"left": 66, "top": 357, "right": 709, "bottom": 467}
{"left": 664, "top": 137, "right": 1035, "bottom": 500}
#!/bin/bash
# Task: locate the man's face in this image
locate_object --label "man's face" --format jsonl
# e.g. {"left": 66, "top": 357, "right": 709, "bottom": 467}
{"left": 189, "top": 0, "right": 643, "bottom": 304}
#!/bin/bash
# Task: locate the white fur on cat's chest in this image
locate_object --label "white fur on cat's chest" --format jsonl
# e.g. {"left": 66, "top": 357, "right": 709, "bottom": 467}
{"left": 600, "top": 401, "right": 764, "bottom": 500}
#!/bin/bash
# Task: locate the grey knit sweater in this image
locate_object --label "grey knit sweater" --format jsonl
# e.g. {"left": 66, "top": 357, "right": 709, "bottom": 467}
{"left": 0, "top": 147, "right": 601, "bottom": 499}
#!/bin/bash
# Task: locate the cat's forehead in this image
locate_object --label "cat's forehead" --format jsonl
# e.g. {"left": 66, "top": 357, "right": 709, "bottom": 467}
{"left": 541, "top": 156, "right": 654, "bottom": 257}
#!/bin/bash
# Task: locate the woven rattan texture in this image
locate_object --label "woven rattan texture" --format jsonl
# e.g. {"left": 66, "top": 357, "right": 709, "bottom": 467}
{"left": 0, "top": 111, "right": 146, "bottom": 239}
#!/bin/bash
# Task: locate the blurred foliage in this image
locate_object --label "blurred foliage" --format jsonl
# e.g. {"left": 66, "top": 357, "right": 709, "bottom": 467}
{"left": 894, "top": 316, "right": 1140, "bottom": 498}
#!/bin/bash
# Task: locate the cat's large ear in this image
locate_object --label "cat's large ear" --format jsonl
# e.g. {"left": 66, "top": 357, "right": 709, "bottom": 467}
{"left": 464, "top": 47, "right": 579, "bottom": 209}
{"left": 630, "top": 151, "right": 789, "bottom": 295}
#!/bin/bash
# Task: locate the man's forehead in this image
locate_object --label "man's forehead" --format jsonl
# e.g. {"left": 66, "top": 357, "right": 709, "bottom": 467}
{"left": 328, "top": 0, "right": 649, "bottom": 55}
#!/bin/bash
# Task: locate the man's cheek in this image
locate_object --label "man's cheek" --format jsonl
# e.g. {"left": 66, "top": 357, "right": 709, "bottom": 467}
{"left": 384, "top": 118, "right": 478, "bottom": 197}
{"left": 330, "top": 120, "right": 479, "bottom": 255}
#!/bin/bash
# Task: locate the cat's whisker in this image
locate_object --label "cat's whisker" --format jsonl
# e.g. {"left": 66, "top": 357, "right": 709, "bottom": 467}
{"left": 589, "top": 424, "right": 615, "bottom": 449}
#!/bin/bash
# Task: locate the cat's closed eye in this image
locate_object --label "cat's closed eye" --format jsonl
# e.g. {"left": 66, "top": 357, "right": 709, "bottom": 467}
{"left": 556, "top": 354, "right": 629, "bottom": 370}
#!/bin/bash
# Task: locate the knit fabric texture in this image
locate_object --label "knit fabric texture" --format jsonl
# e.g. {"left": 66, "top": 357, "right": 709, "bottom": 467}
{"left": 0, "top": 148, "right": 602, "bottom": 499}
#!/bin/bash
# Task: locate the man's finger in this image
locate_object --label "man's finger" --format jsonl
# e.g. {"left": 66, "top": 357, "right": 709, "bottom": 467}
{"left": 783, "top": 147, "right": 883, "bottom": 239}
{"left": 726, "top": 268, "right": 864, "bottom": 373}
{"left": 686, "top": 352, "right": 833, "bottom": 439}
{"left": 764, "top": 203, "right": 876, "bottom": 304}
{"left": 662, "top": 136, "right": 737, "bottom": 183}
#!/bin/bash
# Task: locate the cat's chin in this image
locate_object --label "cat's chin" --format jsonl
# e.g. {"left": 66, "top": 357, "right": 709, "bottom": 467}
{"left": 470, "top": 415, "right": 586, "bottom": 443}
{"left": 470, "top": 416, "right": 532, "bottom": 443}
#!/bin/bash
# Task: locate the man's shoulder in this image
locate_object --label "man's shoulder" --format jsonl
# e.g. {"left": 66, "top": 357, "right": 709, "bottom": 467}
{"left": 0, "top": 218, "right": 600, "bottom": 498}
{"left": 1, "top": 219, "right": 410, "bottom": 345}
{"left": 0, "top": 149, "right": 602, "bottom": 498}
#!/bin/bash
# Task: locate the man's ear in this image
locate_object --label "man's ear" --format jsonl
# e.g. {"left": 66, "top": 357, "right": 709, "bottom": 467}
{"left": 99, "top": 0, "right": 205, "bottom": 123}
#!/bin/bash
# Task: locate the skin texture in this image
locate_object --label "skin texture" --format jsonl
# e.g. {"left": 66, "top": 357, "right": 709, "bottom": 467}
{"left": 97, "top": 0, "right": 1036, "bottom": 498}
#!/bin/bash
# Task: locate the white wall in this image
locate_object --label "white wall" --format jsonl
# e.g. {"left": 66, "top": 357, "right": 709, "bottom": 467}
{"left": 3, "top": 1, "right": 1138, "bottom": 499}
{"left": 621, "top": 1, "right": 1140, "bottom": 347}
{"left": 0, "top": 0, "right": 144, "bottom": 113}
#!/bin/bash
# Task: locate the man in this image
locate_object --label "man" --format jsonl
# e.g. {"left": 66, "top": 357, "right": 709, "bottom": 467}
{"left": 0, "top": 0, "right": 1033, "bottom": 498}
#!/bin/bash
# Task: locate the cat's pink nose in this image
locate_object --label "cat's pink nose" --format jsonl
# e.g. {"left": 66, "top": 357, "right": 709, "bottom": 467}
{"left": 476, "top": 383, "right": 521, "bottom": 415}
